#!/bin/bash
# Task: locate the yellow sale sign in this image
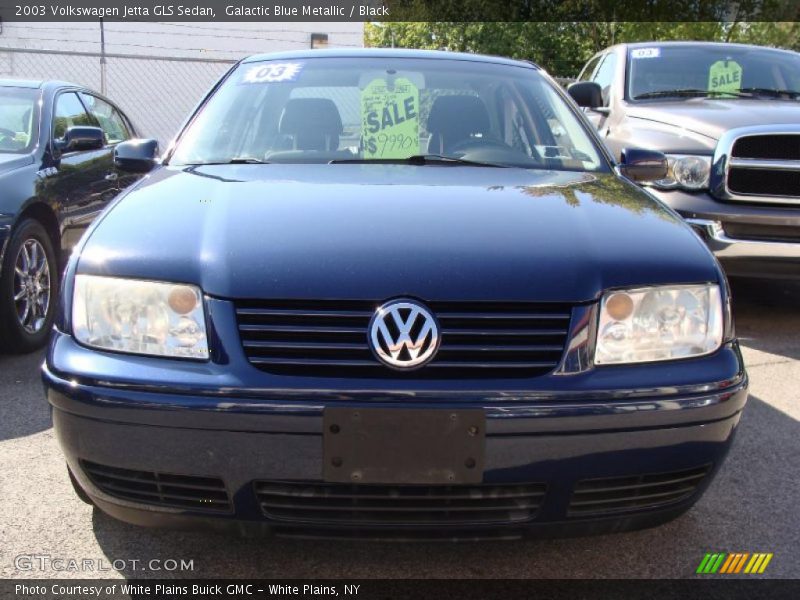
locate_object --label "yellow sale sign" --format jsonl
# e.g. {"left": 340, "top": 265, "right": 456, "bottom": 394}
{"left": 361, "top": 78, "right": 420, "bottom": 159}
{"left": 708, "top": 60, "right": 743, "bottom": 94}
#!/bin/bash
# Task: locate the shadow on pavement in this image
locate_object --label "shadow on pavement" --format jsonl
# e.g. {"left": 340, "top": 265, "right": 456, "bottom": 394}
{"left": 88, "top": 395, "right": 798, "bottom": 579}
{"left": 730, "top": 278, "right": 800, "bottom": 361}
{"left": 0, "top": 350, "right": 50, "bottom": 441}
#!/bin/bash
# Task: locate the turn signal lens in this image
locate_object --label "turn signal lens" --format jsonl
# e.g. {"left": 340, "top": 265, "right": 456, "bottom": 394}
{"left": 605, "top": 293, "right": 634, "bottom": 320}
{"left": 168, "top": 285, "right": 199, "bottom": 314}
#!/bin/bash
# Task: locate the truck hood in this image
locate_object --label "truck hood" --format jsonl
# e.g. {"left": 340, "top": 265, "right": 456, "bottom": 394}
{"left": 627, "top": 98, "right": 800, "bottom": 141}
{"left": 77, "top": 164, "right": 719, "bottom": 303}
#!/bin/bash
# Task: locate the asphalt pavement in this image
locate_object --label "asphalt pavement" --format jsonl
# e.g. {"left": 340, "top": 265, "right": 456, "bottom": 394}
{"left": 1, "top": 279, "right": 798, "bottom": 580}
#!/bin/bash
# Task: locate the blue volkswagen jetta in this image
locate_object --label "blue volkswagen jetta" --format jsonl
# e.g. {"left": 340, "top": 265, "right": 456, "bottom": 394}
{"left": 43, "top": 49, "right": 747, "bottom": 539}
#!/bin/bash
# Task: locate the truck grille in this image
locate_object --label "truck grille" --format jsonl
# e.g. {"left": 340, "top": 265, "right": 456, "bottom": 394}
{"left": 726, "top": 133, "right": 800, "bottom": 199}
{"left": 567, "top": 465, "right": 710, "bottom": 517}
{"left": 82, "top": 461, "right": 231, "bottom": 513}
{"left": 255, "top": 480, "right": 547, "bottom": 525}
{"left": 234, "top": 299, "right": 571, "bottom": 377}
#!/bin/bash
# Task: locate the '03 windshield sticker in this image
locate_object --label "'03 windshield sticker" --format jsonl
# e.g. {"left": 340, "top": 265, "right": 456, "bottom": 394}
{"left": 241, "top": 62, "right": 303, "bottom": 84}
{"left": 361, "top": 77, "right": 420, "bottom": 159}
{"left": 631, "top": 48, "right": 660, "bottom": 59}
{"left": 708, "top": 60, "right": 743, "bottom": 94}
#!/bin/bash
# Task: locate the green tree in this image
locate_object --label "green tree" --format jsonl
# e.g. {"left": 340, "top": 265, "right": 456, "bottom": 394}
{"left": 365, "top": 20, "right": 800, "bottom": 78}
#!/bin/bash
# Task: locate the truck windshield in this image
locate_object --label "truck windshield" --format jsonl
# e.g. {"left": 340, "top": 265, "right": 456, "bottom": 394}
{"left": 627, "top": 45, "right": 800, "bottom": 101}
{"left": 169, "top": 56, "right": 605, "bottom": 172}
{"left": 0, "top": 87, "right": 38, "bottom": 154}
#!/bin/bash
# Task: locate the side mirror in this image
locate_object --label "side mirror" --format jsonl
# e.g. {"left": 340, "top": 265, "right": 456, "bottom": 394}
{"left": 567, "top": 81, "right": 603, "bottom": 109}
{"left": 619, "top": 148, "right": 669, "bottom": 183}
{"left": 59, "top": 126, "right": 105, "bottom": 152}
{"left": 114, "top": 139, "right": 159, "bottom": 173}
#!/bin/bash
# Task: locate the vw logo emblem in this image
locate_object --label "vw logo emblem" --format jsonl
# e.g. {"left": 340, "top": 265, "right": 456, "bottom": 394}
{"left": 369, "top": 299, "right": 440, "bottom": 369}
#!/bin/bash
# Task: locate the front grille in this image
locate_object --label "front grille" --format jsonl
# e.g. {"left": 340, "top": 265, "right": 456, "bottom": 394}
{"left": 732, "top": 135, "right": 800, "bottom": 160}
{"left": 727, "top": 133, "right": 800, "bottom": 199}
{"left": 82, "top": 461, "right": 231, "bottom": 512}
{"left": 254, "top": 480, "right": 547, "bottom": 525}
{"left": 235, "top": 299, "right": 571, "bottom": 377}
{"left": 727, "top": 168, "right": 800, "bottom": 198}
{"left": 567, "top": 465, "right": 710, "bottom": 517}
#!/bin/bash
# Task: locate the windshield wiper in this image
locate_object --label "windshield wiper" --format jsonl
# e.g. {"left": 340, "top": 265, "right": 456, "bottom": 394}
{"left": 187, "top": 157, "right": 270, "bottom": 165}
{"left": 738, "top": 87, "right": 800, "bottom": 99}
{"left": 633, "top": 89, "right": 746, "bottom": 100}
{"left": 330, "top": 154, "right": 509, "bottom": 168}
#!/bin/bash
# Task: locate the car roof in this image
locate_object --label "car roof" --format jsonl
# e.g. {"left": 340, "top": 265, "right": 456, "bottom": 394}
{"left": 0, "top": 78, "right": 85, "bottom": 90}
{"left": 241, "top": 48, "right": 539, "bottom": 69}
{"left": 615, "top": 41, "right": 799, "bottom": 57}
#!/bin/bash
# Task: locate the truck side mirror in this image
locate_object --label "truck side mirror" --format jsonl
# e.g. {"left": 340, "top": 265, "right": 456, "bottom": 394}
{"left": 567, "top": 81, "right": 603, "bottom": 109}
{"left": 619, "top": 148, "right": 669, "bottom": 183}
{"left": 114, "top": 139, "right": 160, "bottom": 173}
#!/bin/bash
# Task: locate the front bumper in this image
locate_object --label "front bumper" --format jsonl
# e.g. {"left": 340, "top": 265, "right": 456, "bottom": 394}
{"left": 648, "top": 188, "right": 800, "bottom": 279}
{"left": 44, "top": 327, "right": 748, "bottom": 539}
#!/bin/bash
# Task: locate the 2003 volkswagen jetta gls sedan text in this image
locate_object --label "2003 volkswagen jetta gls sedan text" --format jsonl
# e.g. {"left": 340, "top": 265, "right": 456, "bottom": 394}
{"left": 43, "top": 49, "right": 748, "bottom": 539}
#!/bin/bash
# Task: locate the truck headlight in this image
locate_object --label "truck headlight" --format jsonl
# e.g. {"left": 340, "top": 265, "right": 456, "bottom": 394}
{"left": 652, "top": 155, "right": 711, "bottom": 190}
{"left": 72, "top": 274, "right": 209, "bottom": 359}
{"left": 595, "top": 284, "right": 722, "bottom": 365}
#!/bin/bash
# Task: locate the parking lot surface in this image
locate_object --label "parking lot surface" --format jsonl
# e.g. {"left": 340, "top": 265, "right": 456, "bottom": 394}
{"left": 1, "top": 279, "right": 798, "bottom": 579}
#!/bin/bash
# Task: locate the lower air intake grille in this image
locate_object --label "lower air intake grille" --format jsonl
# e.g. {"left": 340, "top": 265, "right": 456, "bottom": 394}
{"left": 82, "top": 461, "right": 231, "bottom": 513}
{"left": 723, "top": 221, "right": 800, "bottom": 243}
{"left": 568, "top": 465, "right": 710, "bottom": 517}
{"left": 234, "top": 299, "right": 572, "bottom": 377}
{"left": 255, "top": 481, "right": 547, "bottom": 525}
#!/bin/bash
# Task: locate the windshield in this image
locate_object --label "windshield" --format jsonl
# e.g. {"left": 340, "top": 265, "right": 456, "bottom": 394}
{"left": 627, "top": 45, "right": 800, "bottom": 100}
{"left": 0, "top": 87, "right": 38, "bottom": 154}
{"left": 169, "top": 56, "right": 605, "bottom": 171}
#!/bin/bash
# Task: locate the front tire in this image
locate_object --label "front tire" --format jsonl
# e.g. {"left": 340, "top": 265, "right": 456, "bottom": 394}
{"left": 0, "top": 218, "right": 58, "bottom": 353}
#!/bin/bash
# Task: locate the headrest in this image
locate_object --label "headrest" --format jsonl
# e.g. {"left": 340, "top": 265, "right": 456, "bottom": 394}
{"left": 279, "top": 98, "right": 343, "bottom": 135}
{"left": 427, "top": 95, "right": 490, "bottom": 136}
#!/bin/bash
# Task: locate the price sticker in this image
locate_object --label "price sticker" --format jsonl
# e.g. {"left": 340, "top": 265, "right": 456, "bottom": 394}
{"left": 708, "top": 60, "right": 743, "bottom": 94}
{"left": 361, "top": 77, "right": 420, "bottom": 159}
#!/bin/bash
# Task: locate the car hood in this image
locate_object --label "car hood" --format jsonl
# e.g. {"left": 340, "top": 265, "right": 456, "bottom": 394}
{"left": 0, "top": 153, "right": 33, "bottom": 175}
{"left": 77, "top": 164, "right": 718, "bottom": 303}
{"left": 627, "top": 98, "right": 800, "bottom": 141}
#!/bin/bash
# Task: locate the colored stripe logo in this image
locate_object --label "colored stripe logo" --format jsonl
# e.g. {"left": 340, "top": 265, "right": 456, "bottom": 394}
{"left": 696, "top": 552, "right": 773, "bottom": 574}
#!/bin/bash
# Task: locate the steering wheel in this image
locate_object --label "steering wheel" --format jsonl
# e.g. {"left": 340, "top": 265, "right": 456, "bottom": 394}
{"left": 0, "top": 127, "right": 16, "bottom": 139}
{"left": 449, "top": 137, "right": 513, "bottom": 154}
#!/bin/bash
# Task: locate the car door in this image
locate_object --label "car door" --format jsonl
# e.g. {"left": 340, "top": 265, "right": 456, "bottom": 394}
{"left": 78, "top": 92, "right": 142, "bottom": 192}
{"left": 46, "top": 90, "right": 118, "bottom": 251}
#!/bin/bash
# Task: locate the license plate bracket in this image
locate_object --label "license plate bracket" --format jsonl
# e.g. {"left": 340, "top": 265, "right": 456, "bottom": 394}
{"left": 323, "top": 408, "right": 486, "bottom": 484}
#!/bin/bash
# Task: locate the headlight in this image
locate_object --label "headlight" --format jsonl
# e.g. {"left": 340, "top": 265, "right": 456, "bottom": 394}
{"left": 652, "top": 155, "right": 711, "bottom": 190}
{"left": 72, "top": 274, "right": 209, "bottom": 359}
{"left": 595, "top": 284, "right": 723, "bottom": 365}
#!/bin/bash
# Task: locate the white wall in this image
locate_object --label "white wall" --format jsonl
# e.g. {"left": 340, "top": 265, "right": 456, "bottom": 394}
{"left": 0, "top": 21, "right": 363, "bottom": 59}
{"left": 0, "top": 21, "right": 364, "bottom": 144}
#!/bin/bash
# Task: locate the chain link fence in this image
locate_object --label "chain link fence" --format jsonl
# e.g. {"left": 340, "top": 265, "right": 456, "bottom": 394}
{"left": 0, "top": 46, "right": 236, "bottom": 146}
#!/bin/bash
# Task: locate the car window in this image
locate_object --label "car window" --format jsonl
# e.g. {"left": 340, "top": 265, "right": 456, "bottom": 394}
{"left": 79, "top": 93, "right": 131, "bottom": 144}
{"left": 578, "top": 55, "right": 603, "bottom": 82}
{"left": 0, "top": 87, "right": 38, "bottom": 154}
{"left": 170, "top": 57, "right": 606, "bottom": 172}
{"left": 53, "top": 92, "right": 95, "bottom": 141}
{"left": 591, "top": 53, "right": 617, "bottom": 105}
{"left": 627, "top": 45, "right": 800, "bottom": 100}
